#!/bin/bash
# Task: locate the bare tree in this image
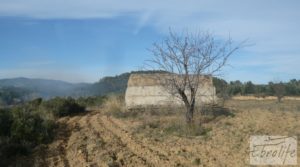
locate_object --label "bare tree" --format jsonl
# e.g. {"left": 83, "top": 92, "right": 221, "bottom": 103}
{"left": 271, "top": 82, "right": 285, "bottom": 102}
{"left": 147, "top": 29, "right": 243, "bottom": 124}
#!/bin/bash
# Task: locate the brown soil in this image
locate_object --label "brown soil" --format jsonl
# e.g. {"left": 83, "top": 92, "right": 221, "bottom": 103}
{"left": 28, "top": 111, "right": 181, "bottom": 167}
{"left": 18, "top": 100, "right": 300, "bottom": 167}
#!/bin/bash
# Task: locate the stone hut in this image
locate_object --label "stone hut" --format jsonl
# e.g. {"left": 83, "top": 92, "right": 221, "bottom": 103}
{"left": 125, "top": 73, "right": 216, "bottom": 108}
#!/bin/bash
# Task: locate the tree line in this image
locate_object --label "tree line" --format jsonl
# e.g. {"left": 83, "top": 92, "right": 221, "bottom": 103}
{"left": 213, "top": 78, "right": 300, "bottom": 97}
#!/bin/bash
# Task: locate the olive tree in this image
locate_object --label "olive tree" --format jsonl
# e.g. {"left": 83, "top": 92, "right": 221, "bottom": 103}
{"left": 147, "top": 29, "right": 243, "bottom": 124}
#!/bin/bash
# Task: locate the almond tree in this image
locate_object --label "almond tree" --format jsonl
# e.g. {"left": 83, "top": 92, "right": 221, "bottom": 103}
{"left": 147, "top": 29, "right": 243, "bottom": 124}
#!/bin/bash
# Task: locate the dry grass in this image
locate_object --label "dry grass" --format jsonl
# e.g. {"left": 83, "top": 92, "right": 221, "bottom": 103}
{"left": 24, "top": 96, "right": 300, "bottom": 167}
{"left": 103, "top": 96, "right": 235, "bottom": 137}
{"left": 132, "top": 105, "right": 234, "bottom": 138}
{"left": 101, "top": 97, "right": 300, "bottom": 166}
{"left": 102, "top": 95, "right": 126, "bottom": 114}
{"left": 226, "top": 99, "right": 300, "bottom": 112}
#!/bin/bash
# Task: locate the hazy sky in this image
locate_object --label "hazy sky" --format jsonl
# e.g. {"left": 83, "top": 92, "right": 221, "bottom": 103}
{"left": 0, "top": 0, "right": 299, "bottom": 83}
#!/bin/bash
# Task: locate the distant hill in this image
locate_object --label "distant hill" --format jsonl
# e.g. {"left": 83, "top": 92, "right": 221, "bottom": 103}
{"left": 0, "top": 77, "right": 90, "bottom": 99}
{"left": 0, "top": 71, "right": 162, "bottom": 104}
{"left": 87, "top": 72, "right": 131, "bottom": 96}
{"left": 84, "top": 70, "right": 162, "bottom": 96}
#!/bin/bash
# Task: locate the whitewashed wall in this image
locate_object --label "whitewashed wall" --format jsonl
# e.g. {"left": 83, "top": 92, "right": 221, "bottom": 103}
{"left": 125, "top": 74, "right": 216, "bottom": 108}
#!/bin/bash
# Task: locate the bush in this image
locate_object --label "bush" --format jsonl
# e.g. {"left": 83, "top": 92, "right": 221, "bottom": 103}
{"left": 42, "top": 97, "right": 86, "bottom": 117}
{"left": 76, "top": 96, "right": 107, "bottom": 107}
{"left": 0, "top": 97, "right": 85, "bottom": 165}
{"left": 10, "top": 107, "right": 55, "bottom": 145}
{"left": 28, "top": 98, "right": 43, "bottom": 109}
{"left": 0, "top": 97, "right": 85, "bottom": 166}
{"left": 200, "top": 104, "right": 234, "bottom": 118}
{"left": 0, "top": 108, "right": 13, "bottom": 137}
{"left": 0, "top": 105, "right": 55, "bottom": 165}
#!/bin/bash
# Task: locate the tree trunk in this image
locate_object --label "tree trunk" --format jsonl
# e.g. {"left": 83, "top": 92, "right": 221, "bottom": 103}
{"left": 185, "top": 105, "right": 195, "bottom": 124}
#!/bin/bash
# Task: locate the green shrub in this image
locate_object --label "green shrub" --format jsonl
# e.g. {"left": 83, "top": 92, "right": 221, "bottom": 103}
{"left": 76, "top": 96, "right": 107, "bottom": 107}
{"left": 10, "top": 106, "right": 55, "bottom": 145}
{"left": 28, "top": 98, "right": 43, "bottom": 108}
{"left": 0, "top": 105, "right": 55, "bottom": 165}
{"left": 0, "top": 97, "right": 84, "bottom": 165}
{"left": 42, "top": 97, "right": 85, "bottom": 117}
{"left": 0, "top": 108, "right": 13, "bottom": 137}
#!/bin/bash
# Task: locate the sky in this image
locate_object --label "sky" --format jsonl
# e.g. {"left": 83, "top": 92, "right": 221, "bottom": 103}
{"left": 0, "top": 0, "right": 299, "bottom": 83}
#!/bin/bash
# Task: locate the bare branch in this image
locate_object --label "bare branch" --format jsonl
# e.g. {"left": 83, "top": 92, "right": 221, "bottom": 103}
{"left": 144, "top": 28, "right": 243, "bottom": 123}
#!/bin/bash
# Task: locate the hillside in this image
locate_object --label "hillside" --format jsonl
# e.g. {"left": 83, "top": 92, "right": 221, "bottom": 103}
{"left": 0, "top": 73, "right": 130, "bottom": 101}
{"left": 0, "top": 71, "right": 166, "bottom": 104}
{"left": 0, "top": 77, "right": 90, "bottom": 98}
